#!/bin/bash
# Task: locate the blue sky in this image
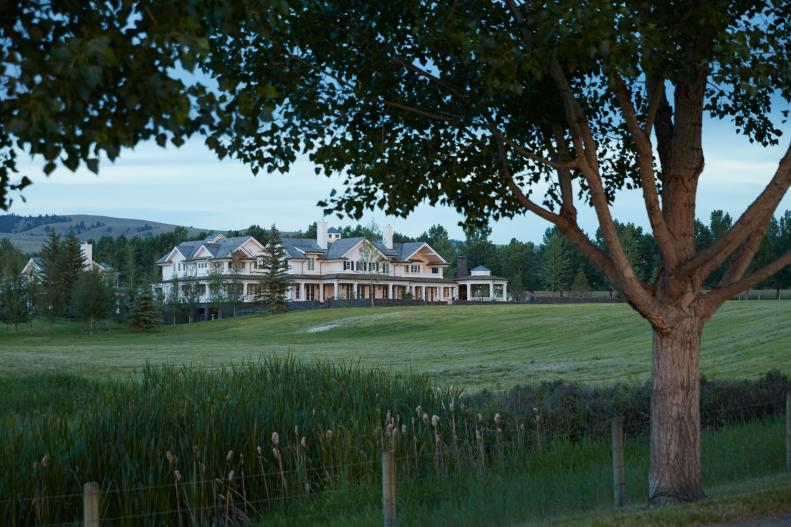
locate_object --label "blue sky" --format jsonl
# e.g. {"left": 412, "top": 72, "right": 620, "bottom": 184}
{"left": 6, "top": 115, "right": 790, "bottom": 244}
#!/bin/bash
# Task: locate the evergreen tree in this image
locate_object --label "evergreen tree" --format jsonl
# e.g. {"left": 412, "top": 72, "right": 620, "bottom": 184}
{"left": 256, "top": 225, "right": 292, "bottom": 313}
{"left": 542, "top": 232, "right": 571, "bottom": 295}
{"left": 72, "top": 270, "right": 113, "bottom": 334}
{"left": 60, "top": 231, "right": 84, "bottom": 314}
{"left": 570, "top": 269, "right": 591, "bottom": 297}
{"left": 38, "top": 229, "right": 62, "bottom": 320}
{"left": 128, "top": 287, "right": 160, "bottom": 330}
{"left": 163, "top": 275, "right": 184, "bottom": 324}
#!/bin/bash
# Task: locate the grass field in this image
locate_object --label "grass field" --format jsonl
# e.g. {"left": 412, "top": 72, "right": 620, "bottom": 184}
{"left": 1, "top": 300, "right": 789, "bottom": 390}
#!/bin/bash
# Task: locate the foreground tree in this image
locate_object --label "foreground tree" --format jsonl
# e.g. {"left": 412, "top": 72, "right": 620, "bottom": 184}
{"left": 6, "top": 0, "right": 791, "bottom": 505}
{"left": 203, "top": 1, "right": 791, "bottom": 503}
{"left": 256, "top": 225, "right": 292, "bottom": 313}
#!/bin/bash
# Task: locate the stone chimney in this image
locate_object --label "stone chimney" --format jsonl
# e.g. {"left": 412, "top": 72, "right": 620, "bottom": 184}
{"left": 456, "top": 255, "right": 468, "bottom": 278}
{"left": 382, "top": 223, "right": 394, "bottom": 250}
{"left": 80, "top": 242, "right": 93, "bottom": 267}
{"left": 317, "top": 219, "right": 329, "bottom": 249}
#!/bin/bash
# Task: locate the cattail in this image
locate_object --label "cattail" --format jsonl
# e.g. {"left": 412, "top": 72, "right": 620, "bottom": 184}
{"left": 475, "top": 430, "right": 482, "bottom": 442}
{"left": 226, "top": 450, "right": 234, "bottom": 462}
{"left": 272, "top": 448, "right": 280, "bottom": 459}
{"left": 416, "top": 405, "right": 423, "bottom": 418}
{"left": 41, "top": 455, "right": 49, "bottom": 468}
{"left": 422, "top": 413, "right": 429, "bottom": 426}
{"left": 300, "top": 436, "right": 307, "bottom": 448}
{"left": 325, "top": 429, "right": 333, "bottom": 441}
{"left": 431, "top": 415, "right": 440, "bottom": 428}
{"left": 257, "top": 446, "right": 263, "bottom": 455}
{"left": 271, "top": 432, "right": 280, "bottom": 446}
{"left": 228, "top": 470, "right": 235, "bottom": 481}
{"left": 174, "top": 470, "right": 182, "bottom": 481}
{"left": 449, "top": 398, "right": 456, "bottom": 413}
{"left": 401, "top": 424, "right": 407, "bottom": 434}
{"left": 166, "top": 451, "right": 175, "bottom": 465}
{"left": 477, "top": 413, "right": 483, "bottom": 424}
{"left": 494, "top": 413, "right": 503, "bottom": 427}
{"left": 386, "top": 423, "right": 394, "bottom": 436}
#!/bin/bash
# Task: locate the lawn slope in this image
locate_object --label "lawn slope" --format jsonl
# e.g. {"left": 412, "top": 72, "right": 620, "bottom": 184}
{"left": 1, "top": 301, "right": 789, "bottom": 389}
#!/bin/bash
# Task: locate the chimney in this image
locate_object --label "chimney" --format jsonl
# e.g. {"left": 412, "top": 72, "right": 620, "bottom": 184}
{"left": 382, "top": 224, "right": 393, "bottom": 250}
{"left": 456, "top": 255, "right": 468, "bottom": 278}
{"left": 80, "top": 242, "right": 93, "bottom": 267}
{"left": 317, "top": 219, "right": 328, "bottom": 249}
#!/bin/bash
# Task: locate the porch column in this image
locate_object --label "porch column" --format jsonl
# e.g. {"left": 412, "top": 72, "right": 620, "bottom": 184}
{"left": 502, "top": 283, "right": 508, "bottom": 302}
{"left": 489, "top": 280, "right": 495, "bottom": 300}
{"left": 388, "top": 283, "right": 393, "bottom": 299}
{"left": 333, "top": 280, "right": 338, "bottom": 300}
{"left": 353, "top": 282, "right": 359, "bottom": 299}
{"left": 299, "top": 282, "right": 305, "bottom": 302}
{"left": 318, "top": 282, "right": 324, "bottom": 302}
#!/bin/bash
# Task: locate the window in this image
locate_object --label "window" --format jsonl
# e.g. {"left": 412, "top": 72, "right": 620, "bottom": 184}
{"left": 255, "top": 258, "right": 265, "bottom": 270}
{"left": 197, "top": 261, "right": 208, "bottom": 269}
{"left": 431, "top": 267, "right": 439, "bottom": 274}
{"left": 410, "top": 264, "right": 421, "bottom": 273}
{"left": 382, "top": 262, "right": 389, "bottom": 274}
{"left": 294, "top": 284, "right": 300, "bottom": 299}
{"left": 307, "top": 258, "right": 315, "bottom": 271}
{"left": 305, "top": 284, "right": 317, "bottom": 301}
{"left": 357, "top": 261, "right": 367, "bottom": 272}
{"left": 344, "top": 260, "right": 353, "bottom": 271}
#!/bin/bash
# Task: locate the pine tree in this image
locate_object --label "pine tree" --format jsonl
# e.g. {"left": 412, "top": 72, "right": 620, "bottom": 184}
{"left": 256, "top": 225, "right": 292, "bottom": 313}
{"left": 128, "top": 287, "right": 160, "bottom": 330}
{"left": 60, "top": 231, "right": 85, "bottom": 315}
{"left": 72, "top": 270, "right": 113, "bottom": 334}
{"left": 38, "top": 229, "right": 62, "bottom": 320}
{"left": 570, "top": 269, "right": 591, "bottom": 297}
{"left": 542, "top": 232, "right": 571, "bottom": 295}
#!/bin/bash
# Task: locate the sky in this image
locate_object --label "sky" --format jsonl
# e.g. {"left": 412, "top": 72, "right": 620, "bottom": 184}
{"left": 5, "top": 115, "right": 790, "bottom": 245}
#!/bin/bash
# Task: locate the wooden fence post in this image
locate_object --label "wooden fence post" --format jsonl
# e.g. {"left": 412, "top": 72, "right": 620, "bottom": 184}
{"left": 611, "top": 417, "right": 625, "bottom": 508}
{"left": 786, "top": 392, "right": 790, "bottom": 471}
{"left": 382, "top": 450, "right": 396, "bottom": 527}
{"left": 83, "top": 482, "right": 100, "bottom": 527}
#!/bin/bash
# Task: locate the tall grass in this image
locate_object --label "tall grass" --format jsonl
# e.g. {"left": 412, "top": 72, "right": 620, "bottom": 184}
{"left": 0, "top": 359, "right": 787, "bottom": 526}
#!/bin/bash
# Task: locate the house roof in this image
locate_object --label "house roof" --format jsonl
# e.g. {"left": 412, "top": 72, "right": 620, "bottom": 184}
{"left": 281, "top": 238, "right": 324, "bottom": 259}
{"left": 156, "top": 236, "right": 259, "bottom": 263}
{"left": 456, "top": 274, "right": 508, "bottom": 281}
{"left": 327, "top": 227, "right": 340, "bottom": 233}
{"left": 471, "top": 265, "right": 490, "bottom": 272}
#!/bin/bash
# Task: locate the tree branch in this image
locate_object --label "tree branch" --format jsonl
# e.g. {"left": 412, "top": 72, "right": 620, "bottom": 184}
{"left": 610, "top": 71, "right": 678, "bottom": 268}
{"left": 679, "top": 142, "right": 791, "bottom": 281}
{"left": 705, "top": 247, "right": 791, "bottom": 309}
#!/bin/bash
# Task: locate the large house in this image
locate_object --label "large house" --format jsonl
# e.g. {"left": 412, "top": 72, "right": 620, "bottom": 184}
{"left": 21, "top": 242, "right": 115, "bottom": 279}
{"left": 155, "top": 220, "right": 508, "bottom": 311}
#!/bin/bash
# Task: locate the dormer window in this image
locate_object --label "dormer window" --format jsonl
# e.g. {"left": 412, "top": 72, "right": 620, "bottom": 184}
{"left": 410, "top": 264, "right": 420, "bottom": 273}
{"left": 344, "top": 260, "right": 353, "bottom": 271}
{"left": 307, "top": 258, "right": 315, "bottom": 271}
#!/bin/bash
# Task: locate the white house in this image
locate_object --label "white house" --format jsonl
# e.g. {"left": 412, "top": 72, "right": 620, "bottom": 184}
{"left": 155, "top": 221, "right": 508, "bottom": 310}
{"left": 21, "top": 242, "right": 115, "bottom": 279}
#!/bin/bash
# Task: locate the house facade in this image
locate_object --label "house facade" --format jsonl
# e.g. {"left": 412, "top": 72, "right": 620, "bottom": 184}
{"left": 21, "top": 242, "right": 116, "bottom": 280}
{"left": 155, "top": 221, "right": 508, "bottom": 309}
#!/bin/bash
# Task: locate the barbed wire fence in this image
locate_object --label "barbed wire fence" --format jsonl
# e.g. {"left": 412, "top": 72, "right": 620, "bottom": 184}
{"left": 2, "top": 393, "right": 789, "bottom": 527}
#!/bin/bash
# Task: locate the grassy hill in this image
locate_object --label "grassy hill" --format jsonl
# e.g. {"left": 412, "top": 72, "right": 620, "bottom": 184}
{"left": 1, "top": 301, "right": 788, "bottom": 390}
{"left": 0, "top": 213, "right": 211, "bottom": 253}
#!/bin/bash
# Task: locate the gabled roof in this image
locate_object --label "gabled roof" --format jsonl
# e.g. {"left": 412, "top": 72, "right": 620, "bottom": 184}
{"left": 327, "top": 227, "right": 340, "bottom": 233}
{"left": 395, "top": 242, "right": 448, "bottom": 264}
{"left": 156, "top": 236, "right": 261, "bottom": 263}
{"left": 281, "top": 238, "right": 324, "bottom": 259}
{"left": 325, "top": 237, "right": 390, "bottom": 260}
{"left": 471, "top": 265, "right": 490, "bottom": 272}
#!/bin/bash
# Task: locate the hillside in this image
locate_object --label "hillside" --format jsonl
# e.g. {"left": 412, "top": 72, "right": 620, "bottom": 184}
{"left": 0, "top": 213, "right": 212, "bottom": 253}
{"left": 1, "top": 301, "right": 788, "bottom": 390}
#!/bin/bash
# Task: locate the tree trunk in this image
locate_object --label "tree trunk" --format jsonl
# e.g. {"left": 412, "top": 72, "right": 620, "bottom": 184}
{"left": 649, "top": 315, "right": 705, "bottom": 505}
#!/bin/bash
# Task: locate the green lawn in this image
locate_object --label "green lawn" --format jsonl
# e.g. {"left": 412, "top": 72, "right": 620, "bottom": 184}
{"left": 1, "top": 301, "right": 789, "bottom": 390}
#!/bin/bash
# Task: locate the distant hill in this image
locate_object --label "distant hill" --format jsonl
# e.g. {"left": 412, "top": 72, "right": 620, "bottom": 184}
{"left": 0, "top": 214, "right": 212, "bottom": 254}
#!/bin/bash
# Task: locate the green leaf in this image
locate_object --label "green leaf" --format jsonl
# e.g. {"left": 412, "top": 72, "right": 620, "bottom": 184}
{"left": 86, "top": 158, "right": 99, "bottom": 174}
